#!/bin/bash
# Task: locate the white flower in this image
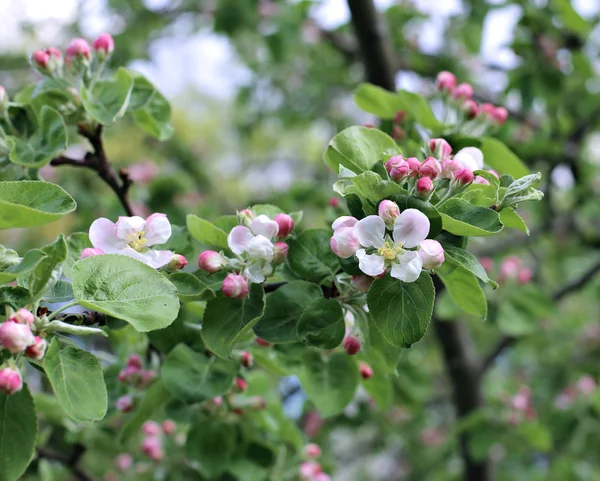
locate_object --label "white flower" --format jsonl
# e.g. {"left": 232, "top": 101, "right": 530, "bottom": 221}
{"left": 453, "top": 147, "right": 484, "bottom": 172}
{"left": 250, "top": 215, "right": 279, "bottom": 238}
{"left": 227, "top": 220, "right": 277, "bottom": 284}
{"left": 353, "top": 209, "right": 431, "bottom": 282}
{"left": 88, "top": 213, "right": 173, "bottom": 268}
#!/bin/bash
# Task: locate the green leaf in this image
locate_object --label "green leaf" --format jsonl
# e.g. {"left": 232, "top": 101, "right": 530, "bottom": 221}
{"left": 323, "top": 126, "right": 399, "bottom": 174}
{"left": 186, "top": 215, "right": 229, "bottom": 250}
{"left": 438, "top": 198, "right": 503, "bottom": 236}
{"left": 390, "top": 194, "right": 442, "bottom": 239}
{"left": 72, "top": 255, "right": 180, "bottom": 332}
{"left": 6, "top": 106, "right": 67, "bottom": 168}
{"left": 367, "top": 272, "right": 435, "bottom": 348}
{"left": 359, "top": 350, "right": 392, "bottom": 410}
{"left": 287, "top": 229, "right": 339, "bottom": 283}
{"left": 202, "top": 284, "right": 265, "bottom": 358}
{"left": 63, "top": 233, "right": 92, "bottom": 279}
{"left": 0, "top": 286, "right": 31, "bottom": 309}
{"left": 550, "top": 0, "right": 590, "bottom": 35}
{"left": 124, "top": 70, "right": 156, "bottom": 110}
{"left": 396, "top": 90, "right": 442, "bottom": 131}
{"left": 0, "top": 181, "right": 76, "bottom": 229}
{"left": 254, "top": 281, "right": 322, "bottom": 343}
{"left": 0, "top": 246, "right": 20, "bottom": 282}
{"left": 169, "top": 272, "right": 208, "bottom": 301}
{"left": 80, "top": 68, "right": 134, "bottom": 125}
{"left": 297, "top": 298, "right": 344, "bottom": 349}
{"left": 43, "top": 336, "right": 107, "bottom": 423}
{"left": 119, "top": 380, "right": 171, "bottom": 444}
{"left": 500, "top": 172, "right": 543, "bottom": 209}
{"left": 28, "top": 234, "right": 67, "bottom": 301}
{"left": 298, "top": 351, "right": 358, "bottom": 417}
{"left": 129, "top": 77, "right": 174, "bottom": 141}
{"left": 499, "top": 208, "right": 529, "bottom": 234}
{"left": 518, "top": 420, "right": 552, "bottom": 452}
{"left": 0, "top": 248, "right": 47, "bottom": 284}
{"left": 437, "top": 263, "right": 487, "bottom": 319}
{"left": 478, "top": 137, "right": 529, "bottom": 179}
{"left": 348, "top": 171, "right": 407, "bottom": 202}
{"left": 0, "top": 386, "right": 37, "bottom": 481}
{"left": 442, "top": 244, "right": 497, "bottom": 287}
{"left": 161, "top": 343, "right": 237, "bottom": 403}
{"left": 186, "top": 415, "right": 236, "bottom": 479}
{"left": 354, "top": 83, "right": 405, "bottom": 118}
{"left": 42, "top": 280, "right": 74, "bottom": 303}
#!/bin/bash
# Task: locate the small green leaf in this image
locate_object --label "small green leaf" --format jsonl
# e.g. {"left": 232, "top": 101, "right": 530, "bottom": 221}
{"left": 72, "top": 255, "right": 180, "bottom": 332}
{"left": 42, "top": 280, "right": 74, "bottom": 303}
{"left": 367, "top": 272, "right": 435, "bottom": 347}
{"left": 0, "top": 181, "right": 76, "bottom": 229}
{"left": 161, "top": 343, "right": 237, "bottom": 403}
{"left": 437, "top": 263, "right": 487, "bottom": 319}
{"left": 354, "top": 83, "right": 405, "bottom": 118}
{"left": 169, "top": 272, "right": 207, "bottom": 301}
{"left": 478, "top": 137, "right": 529, "bottom": 179}
{"left": 0, "top": 248, "right": 47, "bottom": 284}
{"left": 499, "top": 208, "right": 529, "bottom": 234}
{"left": 128, "top": 71, "right": 174, "bottom": 141}
{"left": 186, "top": 415, "right": 236, "bottom": 479}
{"left": 348, "top": 171, "right": 407, "bottom": 202}
{"left": 0, "top": 286, "right": 31, "bottom": 309}
{"left": 396, "top": 90, "right": 442, "bottom": 131}
{"left": 63, "top": 233, "right": 92, "bottom": 279}
{"left": 254, "top": 281, "right": 322, "bottom": 343}
{"left": 323, "top": 126, "right": 399, "bottom": 174}
{"left": 43, "top": 336, "right": 107, "bottom": 423}
{"left": 0, "top": 386, "right": 37, "bottom": 481}
{"left": 297, "top": 298, "right": 344, "bottom": 349}
{"left": 202, "top": 284, "right": 265, "bottom": 358}
{"left": 287, "top": 229, "right": 339, "bottom": 283}
{"left": 0, "top": 246, "right": 20, "bottom": 282}
{"left": 439, "top": 198, "right": 503, "bottom": 236}
{"left": 80, "top": 68, "right": 134, "bottom": 125}
{"left": 186, "top": 215, "right": 229, "bottom": 250}
{"left": 28, "top": 234, "right": 67, "bottom": 301}
{"left": 442, "top": 244, "right": 497, "bottom": 287}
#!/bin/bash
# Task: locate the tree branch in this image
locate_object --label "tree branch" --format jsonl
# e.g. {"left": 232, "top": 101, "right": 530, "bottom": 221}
{"left": 50, "top": 124, "right": 134, "bottom": 216}
{"left": 37, "top": 446, "right": 96, "bottom": 481}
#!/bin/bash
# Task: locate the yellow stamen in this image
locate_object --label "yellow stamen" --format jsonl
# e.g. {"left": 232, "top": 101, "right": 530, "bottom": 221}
{"left": 377, "top": 241, "right": 403, "bottom": 261}
{"left": 127, "top": 230, "right": 148, "bottom": 252}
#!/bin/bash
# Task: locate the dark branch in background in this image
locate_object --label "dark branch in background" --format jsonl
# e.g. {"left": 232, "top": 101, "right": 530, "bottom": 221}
{"left": 50, "top": 124, "right": 134, "bottom": 216}
{"left": 37, "top": 445, "right": 96, "bottom": 481}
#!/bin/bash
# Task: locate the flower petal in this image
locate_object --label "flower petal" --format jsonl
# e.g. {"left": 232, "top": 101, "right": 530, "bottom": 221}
{"left": 356, "top": 249, "right": 386, "bottom": 277}
{"left": 393, "top": 209, "right": 430, "bottom": 248}
{"left": 144, "top": 213, "right": 172, "bottom": 246}
{"left": 117, "top": 246, "right": 155, "bottom": 265}
{"left": 228, "top": 226, "right": 254, "bottom": 255}
{"left": 390, "top": 251, "right": 423, "bottom": 282}
{"left": 454, "top": 147, "right": 484, "bottom": 171}
{"left": 116, "top": 216, "right": 146, "bottom": 241}
{"left": 244, "top": 262, "right": 267, "bottom": 283}
{"left": 250, "top": 215, "right": 279, "bottom": 238}
{"left": 354, "top": 216, "right": 386, "bottom": 248}
{"left": 332, "top": 216, "right": 358, "bottom": 230}
{"left": 246, "top": 235, "right": 274, "bottom": 263}
{"left": 89, "top": 218, "right": 126, "bottom": 253}
{"left": 141, "top": 249, "right": 174, "bottom": 269}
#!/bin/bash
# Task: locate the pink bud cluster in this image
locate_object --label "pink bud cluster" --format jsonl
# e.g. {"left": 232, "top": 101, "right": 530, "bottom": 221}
{"left": 435, "top": 71, "right": 508, "bottom": 125}
{"left": 115, "top": 354, "right": 156, "bottom": 412}
{"left": 299, "top": 461, "right": 330, "bottom": 481}
{"left": 508, "top": 385, "right": 536, "bottom": 424}
{"left": 554, "top": 375, "right": 596, "bottom": 410}
{"left": 138, "top": 420, "right": 176, "bottom": 462}
{"left": 481, "top": 256, "right": 532, "bottom": 285}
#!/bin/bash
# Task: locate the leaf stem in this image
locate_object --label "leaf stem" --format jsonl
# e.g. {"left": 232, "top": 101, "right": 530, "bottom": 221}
{"left": 46, "top": 300, "right": 79, "bottom": 321}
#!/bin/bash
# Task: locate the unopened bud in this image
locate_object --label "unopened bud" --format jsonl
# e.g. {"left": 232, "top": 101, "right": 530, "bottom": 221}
{"left": 234, "top": 377, "right": 248, "bottom": 393}
{"left": 162, "top": 419, "right": 176, "bottom": 436}
{"left": 479, "top": 103, "right": 496, "bottom": 119}
{"left": 197, "top": 250, "right": 225, "bottom": 273}
{"left": 13, "top": 308, "right": 34, "bottom": 326}
{"left": 303, "top": 443, "right": 322, "bottom": 459}
{"left": 479, "top": 257, "right": 494, "bottom": 273}
{"left": 453, "top": 82, "right": 473, "bottom": 100}
{"left": 351, "top": 274, "right": 374, "bottom": 293}
{"left": 222, "top": 273, "right": 249, "bottom": 299}
{"left": 237, "top": 209, "right": 254, "bottom": 227}
{"left": 343, "top": 335, "right": 361, "bottom": 355}
{"left": 31, "top": 50, "right": 50, "bottom": 70}
{"left": 256, "top": 337, "right": 271, "bottom": 347}
{"left": 240, "top": 351, "right": 253, "bottom": 368}
{"left": 168, "top": 254, "right": 187, "bottom": 271}
{"left": 142, "top": 421, "right": 161, "bottom": 436}
{"left": 116, "top": 395, "right": 134, "bottom": 412}
{"left": 66, "top": 38, "right": 91, "bottom": 60}
{"left": 435, "top": 71, "right": 456, "bottom": 93}
{"left": 416, "top": 176, "right": 433, "bottom": 197}
{"left": 462, "top": 99, "right": 478, "bottom": 120}
{"left": 440, "top": 159, "right": 461, "bottom": 179}
{"left": 385, "top": 155, "right": 410, "bottom": 182}
{"left": 454, "top": 168, "right": 474, "bottom": 185}
{"left": 273, "top": 241, "right": 289, "bottom": 265}
{"left": 140, "top": 437, "right": 163, "bottom": 462}
{"left": 429, "top": 138, "right": 452, "bottom": 159}
{"left": 81, "top": 247, "right": 104, "bottom": 259}
{"left": 378, "top": 200, "right": 399, "bottom": 226}
{"left": 299, "top": 461, "right": 322, "bottom": 478}
{"left": 492, "top": 106, "right": 508, "bottom": 125}
{"left": 405, "top": 157, "right": 422, "bottom": 177}
{"left": 359, "top": 362, "right": 374, "bottom": 379}
{"left": 127, "top": 353, "right": 143, "bottom": 369}
{"left": 418, "top": 239, "right": 445, "bottom": 270}
{"left": 0, "top": 367, "right": 22, "bottom": 395}
{"left": 328, "top": 197, "right": 340, "bottom": 208}
{"left": 517, "top": 267, "right": 533, "bottom": 284}
{"left": 0, "top": 320, "right": 35, "bottom": 353}
{"left": 93, "top": 33, "right": 115, "bottom": 58}
{"left": 25, "top": 336, "right": 47, "bottom": 361}
{"left": 274, "top": 213, "right": 294, "bottom": 238}
{"left": 419, "top": 157, "right": 442, "bottom": 180}
{"left": 115, "top": 453, "right": 133, "bottom": 472}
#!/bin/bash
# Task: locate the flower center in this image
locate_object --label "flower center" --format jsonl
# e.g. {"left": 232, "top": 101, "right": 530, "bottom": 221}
{"left": 377, "top": 241, "right": 402, "bottom": 260}
{"left": 127, "top": 231, "right": 148, "bottom": 252}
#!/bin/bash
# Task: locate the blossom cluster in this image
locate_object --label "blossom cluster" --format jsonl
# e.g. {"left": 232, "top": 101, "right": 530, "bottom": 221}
{"left": 480, "top": 255, "right": 533, "bottom": 285}
{"left": 0, "top": 308, "right": 47, "bottom": 395}
{"left": 197, "top": 209, "right": 295, "bottom": 299}
{"left": 299, "top": 443, "right": 331, "bottom": 481}
{"left": 115, "top": 354, "right": 156, "bottom": 413}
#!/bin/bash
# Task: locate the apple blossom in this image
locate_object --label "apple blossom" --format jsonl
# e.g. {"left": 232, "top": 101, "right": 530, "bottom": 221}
{"left": 435, "top": 71, "right": 456, "bottom": 93}
{"left": 88, "top": 214, "right": 173, "bottom": 268}
{"left": 31, "top": 50, "right": 50, "bottom": 69}
{"left": 385, "top": 155, "right": 410, "bottom": 182}
{"left": 441, "top": 158, "right": 461, "bottom": 179}
{"left": 517, "top": 267, "right": 533, "bottom": 284}
{"left": 13, "top": 308, "right": 34, "bottom": 326}
{"left": 168, "top": 254, "right": 187, "bottom": 271}
{"left": 406, "top": 157, "right": 422, "bottom": 176}
{"left": 128, "top": 353, "right": 143, "bottom": 369}
{"left": 343, "top": 335, "right": 361, "bottom": 355}
{"left": 453, "top": 82, "right": 473, "bottom": 99}
{"left": 141, "top": 437, "right": 163, "bottom": 462}
{"left": 0, "top": 368, "right": 22, "bottom": 395}
{"left": 462, "top": 99, "right": 478, "bottom": 119}
{"left": 81, "top": 247, "right": 104, "bottom": 259}
{"left": 359, "top": 362, "right": 374, "bottom": 379}
{"left": 299, "top": 461, "right": 322, "bottom": 479}
{"left": 455, "top": 168, "right": 474, "bottom": 185}
{"left": 314, "top": 473, "right": 331, "bottom": 481}
{"left": 66, "top": 38, "right": 91, "bottom": 59}
{"left": 429, "top": 138, "right": 452, "bottom": 158}
{"left": 416, "top": 176, "right": 433, "bottom": 197}
{"left": 500, "top": 256, "right": 521, "bottom": 278}
{"left": 330, "top": 216, "right": 360, "bottom": 259}
{"left": 240, "top": 351, "right": 253, "bottom": 368}
{"left": 304, "top": 443, "right": 322, "bottom": 459}
{"left": 479, "top": 257, "right": 494, "bottom": 273}
{"left": 0, "top": 320, "right": 35, "bottom": 353}
{"left": 235, "top": 377, "right": 248, "bottom": 392}
{"left": 222, "top": 273, "right": 249, "bottom": 299}
{"left": 237, "top": 209, "right": 254, "bottom": 226}
{"left": 577, "top": 375, "right": 596, "bottom": 395}
{"left": 256, "top": 337, "right": 272, "bottom": 347}
{"left": 25, "top": 336, "right": 47, "bottom": 361}
{"left": 274, "top": 213, "right": 294, "bottom": 238}
{"left": 328, "top": 197, "right": 340, "bottom": 208}
{"left": 127, "top": 160, "right": 159, "bottom": 184}
{"left": 116, "top": 395, "right": 134, "bottom": 412}
{"left": 273, "top": 241, "right": 289, "bottom": 264}
{"left": 198, "top": 250, "right": 225, "bottom": 273}
{"left": 453, "top": 147, "right": 484, "bottom": 172}
{"left": 418, "top": 240, "right": 445, "bottom": 270}
{"left": 162, "top": 419, "right": 176, "bottom": 436}
{"left": 142, "top": 421, "right": 161, "bottom": 436}
{"left": 93, "top": 33, "right": 114, "bottom": 56}
{"left": 474, "top": 176, "right": 490, "bottom": 185}
{"left": 378, "top": 200, "right": 400, "bottom": 227}
{"left": 115, "top": 454, "right": 133, "bottom": 472}
{"left": 351, "top": 274, "right": 374, "bottom": 293}
{"left": 419, "top": 157, "right": 442, "bottom": 179}
{"left": 491, "top": 106, "right": 508, "bottom": 124}
{"left": 480, "top": 103, "right": 495, "bottom": 117}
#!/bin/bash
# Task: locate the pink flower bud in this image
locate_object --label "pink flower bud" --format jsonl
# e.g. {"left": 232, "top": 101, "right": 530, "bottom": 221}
{"left": 440, "top": 159, "right": 460, "bottom": 179}
{"left": 351, "top": 274, "right": 374, "bottom": 293}
{"left": 343, "top": 335, "right": 361, "bottom": 355}
{"left": 116, "top": 395, "right": 134, "bottom": 412}
{"left": 234, "top": 377, "right": 248, "bottom": 392}
{"left": 405, "top": 157, "right": 422, "bottom": 177}
{"left": 359, "top": 362, "right": 374, "bottom": 379}
{"left": 328, "top": 197, "right": 340, "bottom": 208}
{"left": 299, "top": 461, "right": 322, "bottom": 478}
{"left": 46, "top": 47, "right": 62, "bottom": 60}
{"left": 127, "top": 353, "right": 143, "bottom": 369}
{"left": 13, "top": 308, "right": 34, "bottom": 326}
{"left": 330, "top": 227, "right": 359, "bottom": 259}
{"left": 66, "top": 38, "right": 91, "bottom": 59}
{"left": 256, "top": 337, "right": 271, "bottom": 347}
{"left": 140, "top": 437, "right": 163, "bottom": 462}
{"left": 274, "top": 213, "right": 294, "bottom": 238}
{"left": 314, "top": 474, "right": 331, "bottom": 481}
{"left": 461, "top": 99, "right": 479, "bottom": 120}
{"left": 222, "top": 273, "right": 249, "bottom": 299}
{"left": 517, "top": 267, "right": 533, "bottom": 284}
{"left": 435, "top": 71, "right": 456, "bottom": 93}
{"left": 241, "top": 351, "right": 253, "bottom": 368}
{"left": 418, "top": 240, "right": 445, "bottom": 270}
{"left": 303, "top": 443, "right": 322, "bottom": 459}
{"left": 115, "top": 453, "right": 133, "bottom": 472}
{"left": 93, "top": 33, "right": 115, "bottom": 55}
{"left": 237, "top": 209, "right": 254, "bottom": 227}
{"left": 488, "top": 169, "right": 500, "bottom": 179}
{"left": 394, "top": 111, "right": 405, "bottom": 124}
{"left": 0, "top": 368, "right": 22, "bottom": 395}
{"left": 0, "top": 320, "right": 35, "bottom": 353}
{"left": 273, "top": 241, "right": 289, "bottom": 264}
{"left": 455, "top": 168, "right": 474, "bottom": 185}
{"left": 453, "top": 82, "right": 473, "bottom": 99}
{"left": 479, "top": 257, "right": 494, "bottom": 273}
{"left": 81, "top": 247, "right": 104, "bottom": 259}
{"left": 429, "top": 138, "right": 452, "bottom": 159}
{"left": 378, "top": 200, "right": 400, "bottom": 225}
{"left": 577, "top": 375, "right": 596, "bottom": 395}
{"left": 211, "top": 396, "right": 223, "bottom": 406}
{"left": 385, "top": 155, "right": 410, "bottom": 182}
{"left": 197, "top": 250, "right": 225, "bottom": 273}
{"left": 419, "top": 157, "right": 442, "bottom": 179}
{"left": 31, "top": 50, "right": 50, "bottom": 69}
{"left": 142, "top": 421, "right": 161, "bottom": 436}
{"left": 474, "top": 176, "right": 490, "bottom": 185}
{"left": 500, "top": 256, "right": 521, "bottom": 278}
{"left": 416, "top": 176, "right": 433, "bottom": 196}
{"left": 479, "top": 103, "right": 496, "bottom": 118}
{"left": 492, "top": 106, "right": 508, "bottom": 125}
{"left": 25, "top": 336, "right": 47, "bottom": 361}
{"left": 168, "top": 254, "right": 187, "bottom": 271}
{"left": 162, "top": 419, "right": 176, "bottom": 436}
{"left": 140, "top": 370, "right": 156, "bottom": 387}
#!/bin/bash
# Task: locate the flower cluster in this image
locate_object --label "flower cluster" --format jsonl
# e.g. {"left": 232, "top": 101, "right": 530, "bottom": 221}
{"left": 197, "top": 209, "right": 295, "bottom": 299}
{"left": 86, "top": 214, "right": 186, "bottom": 270}
{"left": 331, "top": 202, "right": 444, "bottom": 283}
{"left": 299, "top": 443, "right": 330, "bottom": 481}
{"left": 480, "top": 255, "right": 533, "bottom": 285}
{"left": 507, "top": 385, "right": 537, "bottom": 424}
{"left": 0, "top": 308, "right": 47, "bottom": 395}
{"left": 115, "top": 354, "right": 156, "bottom": 413}
{"left": 554, "top": 375, "right": 596, "bottom": 410}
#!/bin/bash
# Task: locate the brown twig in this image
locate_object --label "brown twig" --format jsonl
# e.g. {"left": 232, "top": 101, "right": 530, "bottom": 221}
{"left": 50, "top": 124, "right": 134, "bottom": 216}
